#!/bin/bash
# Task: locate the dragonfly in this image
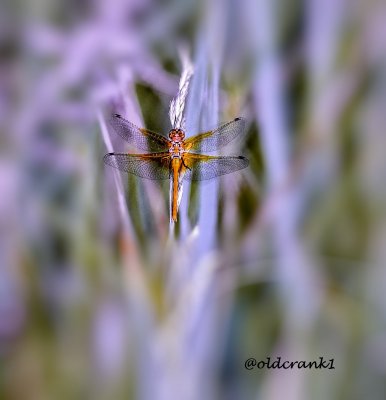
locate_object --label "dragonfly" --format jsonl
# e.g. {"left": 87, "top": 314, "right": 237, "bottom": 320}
{"left": 104, "top": 113, "right": 249, "bottom": 222}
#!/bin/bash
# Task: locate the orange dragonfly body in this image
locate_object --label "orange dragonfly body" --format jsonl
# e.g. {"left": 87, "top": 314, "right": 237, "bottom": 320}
{"left": 104, "top": 114, "right": 249, "bottom": 222}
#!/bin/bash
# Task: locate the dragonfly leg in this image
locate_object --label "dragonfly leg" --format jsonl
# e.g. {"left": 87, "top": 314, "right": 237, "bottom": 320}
{"left": 182, "top": 159, "right": 191, "bottom": 171}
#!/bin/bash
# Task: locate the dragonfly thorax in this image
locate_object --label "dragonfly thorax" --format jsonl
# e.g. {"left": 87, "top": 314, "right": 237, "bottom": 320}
{"left": 169, "top": 141, "right": 184, "bottom": 158}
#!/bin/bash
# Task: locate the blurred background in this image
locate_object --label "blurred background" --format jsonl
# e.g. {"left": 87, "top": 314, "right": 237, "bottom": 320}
{"left": 1, "top": 0, "right": 386, "bottom": 399}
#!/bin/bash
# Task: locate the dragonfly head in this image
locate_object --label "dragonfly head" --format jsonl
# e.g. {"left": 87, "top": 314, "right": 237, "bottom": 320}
{"left": 169, "top": 129, "right": 185, "bottom": 142}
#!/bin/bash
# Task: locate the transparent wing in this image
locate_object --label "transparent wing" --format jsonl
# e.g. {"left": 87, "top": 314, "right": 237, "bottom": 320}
{"left": 182, "top": 154, "right": 249, "bottom": 181}
{"left": 109, "top": 114, "right": 169, "bottom": 152}
{"left": 184, "top": 118, "right": 246, "bottom": 152}
{"left": 103, "top": 152, "right": 171, "bottom": 180}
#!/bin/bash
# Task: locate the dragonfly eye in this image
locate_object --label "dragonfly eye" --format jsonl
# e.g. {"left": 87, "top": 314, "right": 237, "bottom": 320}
{"left": 169, "top": 129, "right": 185, "bottom": 141}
